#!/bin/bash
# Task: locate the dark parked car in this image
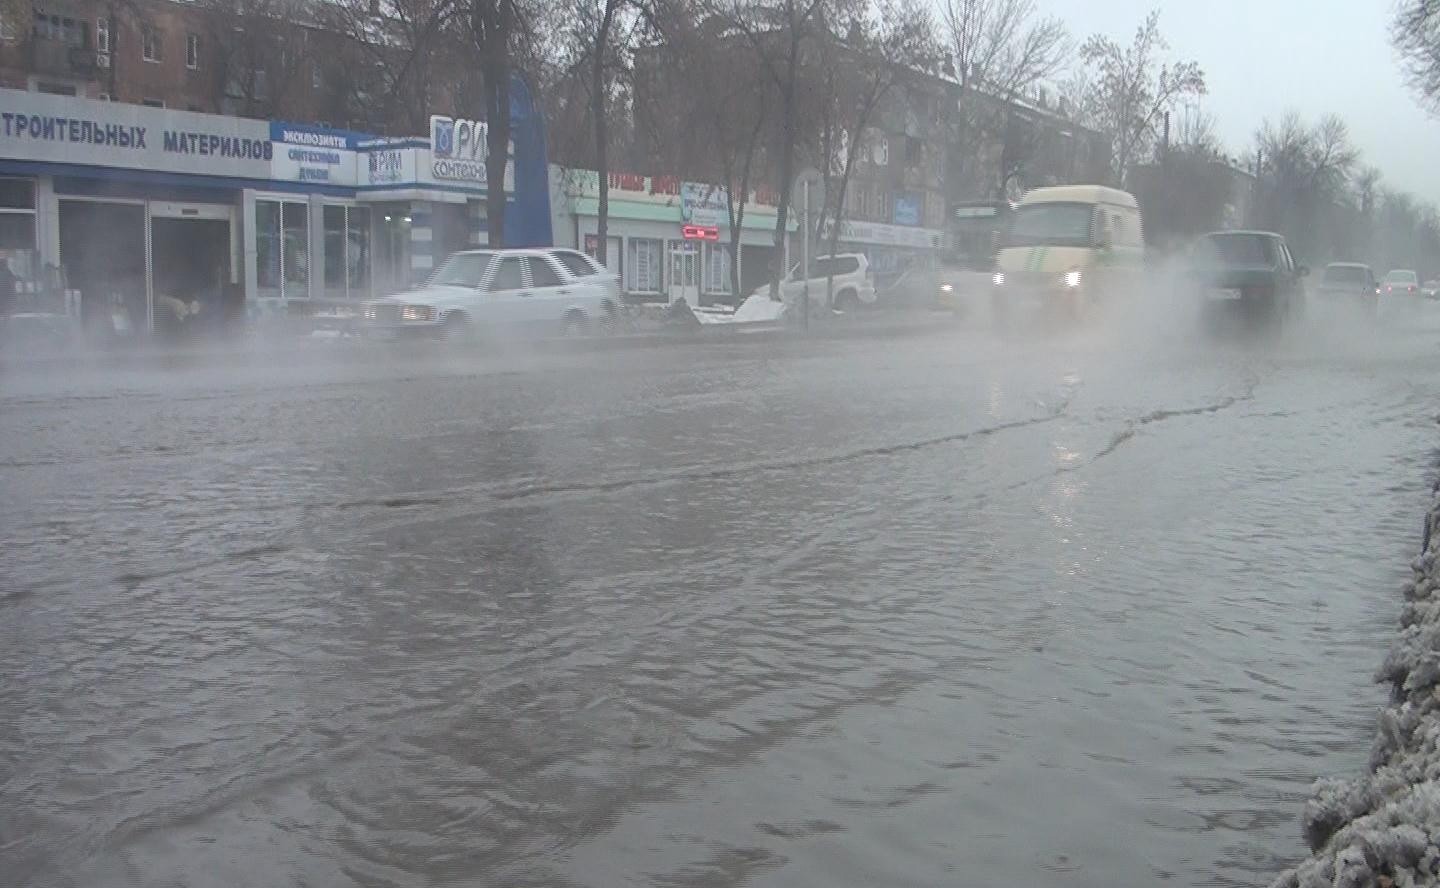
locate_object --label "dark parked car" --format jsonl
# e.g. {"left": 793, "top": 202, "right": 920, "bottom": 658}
{"left": 1316, "top": 262, "right": 1380, "bottom": 316}
{"left": 1190, "top": 230, "right": 1307, "bottom": 330}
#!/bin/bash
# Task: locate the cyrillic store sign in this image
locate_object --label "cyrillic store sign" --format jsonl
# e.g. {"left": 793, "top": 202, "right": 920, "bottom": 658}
{"left": 428, "top": 114, "right": 513, "bottom": 190}
{"left": 269, "top": 122, "right": 359, "bottom": 186}
{"left": 0, "top": 88, "right": 272, "bottom": 179}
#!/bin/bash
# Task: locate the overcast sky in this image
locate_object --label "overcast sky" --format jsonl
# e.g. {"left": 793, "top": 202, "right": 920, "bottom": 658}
{"left": 1032, "top": 0, "right": 1440, "bottom": 202}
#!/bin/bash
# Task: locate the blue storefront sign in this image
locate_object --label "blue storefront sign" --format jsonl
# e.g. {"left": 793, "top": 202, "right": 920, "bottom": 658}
{"left": 893, "top": 193, "right": 921, "bottom": 226}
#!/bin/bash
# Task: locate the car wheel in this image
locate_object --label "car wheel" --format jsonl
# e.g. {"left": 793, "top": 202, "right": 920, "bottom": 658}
{"left": 563, "top": 310, "right": 589, "bottom": 337}
{"left": 442, "top": 311, "right": 476, "bottom": 343}
{"left": 833, "top": 289, "right": 859, "bottom": 312}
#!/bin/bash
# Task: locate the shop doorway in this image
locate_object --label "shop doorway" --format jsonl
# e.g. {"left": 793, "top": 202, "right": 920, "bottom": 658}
{"left": 59, "top": 199, "right": 145, "bottom": 337}
{"left": 667, "top": 240, "right": 699, "bottom": 306}
{"left": 151, "top": 214, "right": 233, "bottom": 334}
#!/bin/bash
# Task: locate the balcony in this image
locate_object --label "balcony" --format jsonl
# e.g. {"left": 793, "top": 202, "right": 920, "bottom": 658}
{"left": 27, "top": 38, "right": 101, "bottom": 79}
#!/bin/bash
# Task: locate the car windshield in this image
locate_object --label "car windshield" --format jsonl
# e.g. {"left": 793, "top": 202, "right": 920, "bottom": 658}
{"left": 1006, "top": 202, "right": 1094, "bottom": 247}
{"left": 1385, "top": 270, "right": 1418, "bottom": 283}
{"left": 1197, "top": 234, "right": 1275, "bottom": 267}
{"left": 1323, "top": 265, "right": 1366, "bottom": 284}
{"left": 429, "top": 252, "right": 493, "bottom": 287}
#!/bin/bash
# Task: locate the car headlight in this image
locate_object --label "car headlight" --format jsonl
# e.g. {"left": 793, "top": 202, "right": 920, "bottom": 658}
{"left": 940, "top": 283, "right": 954, "bottom": 293}
{"left": 401, "top": 304, "right": 436, "bottom": 321}
{"left": 992, "top": 272, "right": 1005, "bottom": 287}
{"left": 1064, "top": 270, "right": 1082, "bottom": 289}
{"left": 363, "top": 306, "right": 377, "bottom": 320}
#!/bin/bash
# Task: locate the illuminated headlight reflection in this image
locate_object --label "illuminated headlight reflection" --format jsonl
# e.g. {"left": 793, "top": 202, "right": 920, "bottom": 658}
{"left": 402, "top": 304, "right": 436, "bottom": 322}
{"left": 363, "top": 306, "right": 378, "bottom": 320}
{"left": 1063, "top": 270, "right": 1082, "bottom": 289}
{"left": 992, "top": 272, "right": 1005, "bottom": 287}
{"left": 940, "top": 283, "right": 954, "bottom": 293}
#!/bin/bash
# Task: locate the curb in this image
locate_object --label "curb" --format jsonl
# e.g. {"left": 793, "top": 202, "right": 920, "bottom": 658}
{"left": 1269, "top": 481, "right": 1440, "bottom": 887}
{"left": 1, "top": 313, "right": 946, "bottom": 371}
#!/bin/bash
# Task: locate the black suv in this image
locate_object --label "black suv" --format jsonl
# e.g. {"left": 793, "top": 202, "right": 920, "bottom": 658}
{"left": 1190, "top": 230, "right": 1308, "bottom": 330}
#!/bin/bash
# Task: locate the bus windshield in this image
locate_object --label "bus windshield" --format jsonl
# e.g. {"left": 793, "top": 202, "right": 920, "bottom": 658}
{"left": 1005, "top": 202, "right": 1094, "bottom": 248}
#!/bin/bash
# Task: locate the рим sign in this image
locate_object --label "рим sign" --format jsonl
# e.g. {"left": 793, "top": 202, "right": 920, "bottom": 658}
{"left": 429, "top": 115, "right": 514, "bottom": 187}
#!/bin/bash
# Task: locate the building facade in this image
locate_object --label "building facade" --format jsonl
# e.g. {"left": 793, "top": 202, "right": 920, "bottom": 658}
{"left": 0, "top": 88, "right": 546, "bottom": 334}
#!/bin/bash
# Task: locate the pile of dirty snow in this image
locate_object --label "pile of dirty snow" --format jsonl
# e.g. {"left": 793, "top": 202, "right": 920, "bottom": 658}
{"left": 1270, "top": 487, "right": 1440, "bottom": 887}
{"left": 691, "top": 294, "right": 788, "bottom": 326}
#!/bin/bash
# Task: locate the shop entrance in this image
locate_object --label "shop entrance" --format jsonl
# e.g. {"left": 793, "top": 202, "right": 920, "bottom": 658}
{"left": 58, "top": 199, "right": 145, "bottom": 337}
{"left": 667, "top": 240, "right": 699, "bottom": 306}
{"left": 150, "top": 204, "right": 234, "bottom": 333}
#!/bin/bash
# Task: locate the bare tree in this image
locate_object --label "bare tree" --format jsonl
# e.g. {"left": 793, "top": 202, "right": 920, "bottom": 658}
{"left": 1393, "top": 0, "right": 1440, "bottom": 116}
{"left": 639, "top": 3, "right": 775, "bottom": 301}
{"left": 556, "top": 0, "right": 644, "bottom": 266}
{"left": 814, "top": 0, "right": 937, "bottom": 303}
{"left": 940, "top": 0, "right": 1069, "bottom": 198}
{"left": 1254, "top": 111, "right": 1358, "bottom": 260}
{"left": 196, "top": 0, "right": 313, "bottom": 119}
{"left": 469, "top": 0, "right": 532, "bottom": 248}
{"left": 1075, "top": 9, "right": 1204, "bottom": 183}
{"left": 707, "top": 0, "right": 833, "bottom": 300}
{"left": 320, "top": 0, "right": 472, "bottom": 134}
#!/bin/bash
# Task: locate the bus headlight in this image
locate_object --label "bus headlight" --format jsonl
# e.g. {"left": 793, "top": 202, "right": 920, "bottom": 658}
{"left": 992, "top": 272, "right": 1006, "bottom": 287}
{"left": 1064, "top": 270, "right": 1082, "bottom": 289}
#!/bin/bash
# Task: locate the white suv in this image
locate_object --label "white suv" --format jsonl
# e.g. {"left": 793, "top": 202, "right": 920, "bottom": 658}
{"left": 748, "top": 253, "right": 876, "bottom": 310}
{"left": 362, "top": 248, "right": 621, "bottom": 340}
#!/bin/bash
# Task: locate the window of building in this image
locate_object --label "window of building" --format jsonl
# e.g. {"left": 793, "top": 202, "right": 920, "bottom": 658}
{"left": 35, "top": 81, "right": 77, "bottom": 96}
{"left": 312, "top": 61, "right": 322, "bottom": 90}
{"left": 186, "top": 33, "right": 198, "bottom": 69}
{"left": 33, "top": 11, "right": 86, "bottom": 46}
{"left": 625, "top": 237, "right": 661, "bottom": 294}
{"left": 142, "top": 26, "right": 160, "bottom": 62}
{"left": 323, "top": 205, "right": 371, "bottom": 299}
{"left": 703, "top": 242, "right": 732, "bottom": 295}
{"left": 257, "top": 199, "right": 309, "bottom": 299}
{"left": 95, "top": 16, "right": 108, "bottom": 52}
{"left": 141, "top": 98, "right": 164, "bottom": 108}
{"left": 253, "top": 67, "right": 268, "bottom": 100}
{"left": 0, "top": 178, "right": 36, "bottom": 288}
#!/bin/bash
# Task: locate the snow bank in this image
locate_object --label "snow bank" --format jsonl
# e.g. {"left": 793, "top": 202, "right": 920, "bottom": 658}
{"left": 691, "top": 295, "right": 788, "bottom": 326}
{"left": 1269, "top": 487, "right": 1440, "bottom": 888}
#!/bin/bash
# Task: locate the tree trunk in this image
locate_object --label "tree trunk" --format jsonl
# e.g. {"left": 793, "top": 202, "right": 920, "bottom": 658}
{"left": 592, "top": 1, "right": 616, "bottom": 266}
{"left": 485, "top": 72, "right": 509, "bottom": 248}
{"left": 767, "top": 32, "right": 801, "bottom": 302}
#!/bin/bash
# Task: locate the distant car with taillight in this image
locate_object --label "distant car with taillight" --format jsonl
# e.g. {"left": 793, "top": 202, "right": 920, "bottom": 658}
{"left": 1316, "top": 262, "right": 1379, "bottom": 316}
{"left": 1382, "top": 269, "right": 1421, "bottom": 297}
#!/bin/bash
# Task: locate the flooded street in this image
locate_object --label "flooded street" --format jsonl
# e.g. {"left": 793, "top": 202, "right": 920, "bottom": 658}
{"left": 4, "top": 311, "right": 1439, "bottom": 888}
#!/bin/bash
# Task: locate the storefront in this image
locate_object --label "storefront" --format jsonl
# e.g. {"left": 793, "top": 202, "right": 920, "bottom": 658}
{"left": 562, "top": 170, "right": 793, "bottom": 306}
{"left": 0, "top": 90, "right": 554, "bottom": 336}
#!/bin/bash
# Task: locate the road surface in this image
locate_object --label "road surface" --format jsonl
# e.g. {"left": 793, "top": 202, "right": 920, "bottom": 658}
{"left": 3, "top": 303, "right": 1438, "bottom": 887}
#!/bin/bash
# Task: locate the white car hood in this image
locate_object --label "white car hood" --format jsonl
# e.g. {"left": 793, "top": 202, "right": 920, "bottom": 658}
{"left": 371, "top": 285, "right": 476, "bottom": 309}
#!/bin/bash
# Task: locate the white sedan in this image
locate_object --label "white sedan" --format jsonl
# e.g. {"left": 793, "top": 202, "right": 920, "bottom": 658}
{"left": 362, "top": 248, "right": 621, "bottom": 340}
